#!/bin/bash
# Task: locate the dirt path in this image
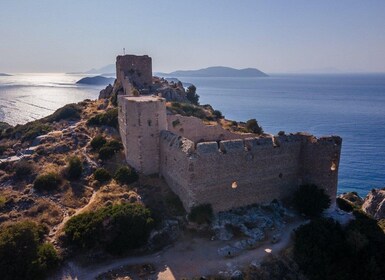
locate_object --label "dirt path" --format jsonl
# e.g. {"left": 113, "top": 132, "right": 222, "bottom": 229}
{"left": 51, "top": 220, "right": 305, "bottom": 280}
{"left": 49, "top": 189, "right": 97, "bottom": 243}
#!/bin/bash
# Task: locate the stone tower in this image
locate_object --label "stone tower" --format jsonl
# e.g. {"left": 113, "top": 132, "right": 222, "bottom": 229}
{"left": 116, "top": 55, "right": 152, "bottom": 90}
{"left": 118, "top": 95, "right": 167, "bottom": 175}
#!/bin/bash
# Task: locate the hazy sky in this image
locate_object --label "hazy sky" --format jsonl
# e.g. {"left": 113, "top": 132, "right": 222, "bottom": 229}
{"left": 1, "top": 0, "right": 384, "bottom": 73}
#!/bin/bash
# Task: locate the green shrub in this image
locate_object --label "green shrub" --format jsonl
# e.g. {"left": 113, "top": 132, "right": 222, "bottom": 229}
{"left": 186, "top": 85, "right": 200, "bottom": 105}
{"left": 45, "top": 103, "right": 81, "bottom": 123}
{"left": 188, "top": 203, "right": 213, "bottom": 224}
{"left": 90, "top": 135, "right": 107, "bottom": 150}
{"left": 114, "top": 166, "right": 138, "bottom": 185}
{"left": 169, "top": 102, "right": 207, "bottom": 119}
{"left": 87, "top": 108, "right": 118, "bottom": 128}
{"left": 246, "top": 118, "right": 263, "bottom": 134}
{"left": 294, "top": 214, "right": 385, "bottom": 280}
{"left": 2, "top": 120, "right": 52, "bottom": 142}
{"left": 64, "top": 203, "right": 154, "bottom": 254}
{"left": 66, "top": 156, "right": 83, "bottom": 180}
{"left": 213, "top": 110, "right": 223, "bottom": 119}
{"left": 14, "top": 160, "right": 34, "bottom": 180}
{"left": 0, "top": 221, "right": 58, "bottom": 280}
{"left": 33, "top": 172, "right": 61, "bottom": 191}
{"left": 93, "top": 168, "right": 111, "bottom": 182}
{"left": 104, "top": 139, "right": 123, "bottom": 151}
{"left": 293, "top": 184, "right": 331, "bottom": 217}
{"left": 98, "top": 146, "right": 115, "bottom": 160}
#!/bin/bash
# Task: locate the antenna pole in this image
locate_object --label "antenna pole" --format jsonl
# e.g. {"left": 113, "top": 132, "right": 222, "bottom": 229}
{"left": 123, "top": 48, "right": 126, "bottom": 55}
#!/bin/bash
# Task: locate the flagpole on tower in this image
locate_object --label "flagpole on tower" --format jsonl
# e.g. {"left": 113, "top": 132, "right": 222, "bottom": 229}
{"left": 123, "top": 48, "right": 125, "bottom": 55}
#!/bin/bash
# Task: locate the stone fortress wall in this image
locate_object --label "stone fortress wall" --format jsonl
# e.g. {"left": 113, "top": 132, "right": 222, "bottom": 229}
{"left": 116, "top": 54, "right": 342, "bottom": 212}
{"left": 159, "top": 130, "right": 341, "bottom": 212}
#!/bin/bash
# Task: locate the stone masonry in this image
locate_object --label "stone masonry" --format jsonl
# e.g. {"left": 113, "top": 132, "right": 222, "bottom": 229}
{"left": 116, "top": 54, "right": 342, "bottom": 212}
{"left": 118, "top": 94, "right": 342, "bottom": 212}
{"left": 116, "top": 55, "right": 152, "bottom": 91}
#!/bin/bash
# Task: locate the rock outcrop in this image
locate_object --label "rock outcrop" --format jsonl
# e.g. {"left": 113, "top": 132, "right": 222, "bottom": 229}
{"left": 362, "top": 188, "right": 385, "bottom": 219}
{"left": 98, "top": 84, "right": 113, "bottom": 99}
{"left": 151, "top": 77, "right": 188, "bottom": 102}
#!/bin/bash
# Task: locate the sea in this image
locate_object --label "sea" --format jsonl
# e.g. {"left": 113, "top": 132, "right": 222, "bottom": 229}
{"left": 0, "top": 73, "right": 384, "bottom": 198}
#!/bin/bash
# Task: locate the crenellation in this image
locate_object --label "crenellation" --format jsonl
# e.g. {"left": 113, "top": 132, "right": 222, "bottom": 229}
{"left": 219, "top": 139, "right": 245, "bottom": 153}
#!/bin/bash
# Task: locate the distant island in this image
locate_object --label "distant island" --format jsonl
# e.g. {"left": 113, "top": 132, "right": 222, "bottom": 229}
{"left": 0, "top": 73, "right": 11, "bottom": 76}
{"left": 156, "top": 66, "right": 268, "bottom": 77}
{"left": 76, "top": 76, "right": 114, "bottom": 85}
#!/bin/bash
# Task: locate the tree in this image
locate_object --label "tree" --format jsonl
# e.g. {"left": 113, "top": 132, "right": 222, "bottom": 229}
{"left": 293, "top": 184, "right": 331, "bottom": 217}
{"left": 186, "top": 85, "right": 200, "bottom": 105}
{"left": 0, "top": 221, "right": 58, "bottom": 280}
{"left": 246, "top": 118, "right": 263, "bottom": 134}
{"left": 93, "top": 168, "right": 111, "bottom": 182}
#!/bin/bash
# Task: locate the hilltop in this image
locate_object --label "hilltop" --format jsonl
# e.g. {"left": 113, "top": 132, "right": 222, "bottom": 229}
{"left": 157, "top": 66, "right": 268, "bottom": 77}
{"left": 0, "top": 73, "right": 11, "bottom": 76}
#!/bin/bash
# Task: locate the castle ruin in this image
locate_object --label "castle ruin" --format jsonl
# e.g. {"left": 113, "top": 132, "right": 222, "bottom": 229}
{"left": 116, "top": 54, "right": 342, "bottom": 212}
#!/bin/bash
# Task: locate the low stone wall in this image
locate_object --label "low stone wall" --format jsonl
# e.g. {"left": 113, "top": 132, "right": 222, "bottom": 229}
{"left": 160, "top": 131, "right": 342, "bottom": 212}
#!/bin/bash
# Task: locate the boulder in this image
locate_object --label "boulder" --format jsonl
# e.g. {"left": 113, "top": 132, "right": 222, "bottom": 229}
{"left": 362, "top": 188, "right": 385, "bottom": 219}
{"left": 98, "top": 84, "right": 113, "bottom": 99}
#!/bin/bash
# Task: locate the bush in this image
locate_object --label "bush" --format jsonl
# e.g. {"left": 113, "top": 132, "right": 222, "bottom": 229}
{"left": 293, "top": 184, "right": 331, "bottom": 217}
{"left": 93, "top": 168, "right": 111, "bottom": 182}
{"left": 1, "top": 120, "right": 52, "bottom": 142}
{"left": 45, "top": 103, "right": 81, "bottom": 123}
{"left": 66, "top": 156, "right": 83, "bottom": 180}
{"left": 188, "top": 203, "right": 214, "bottom": 224}
{"left": 87, "top": 108, "right": 118, "bottom": 128}
{"left": 213, "top": 110, "right": 223, "bottom": 119}
{"left": 0, "top": 221, "right": 58, "bottom": 280}
{"left": 294, "top": 214, "right": 385, "bottom": 280}
{"left": 33, "top": 172, "right": 61, "bottom": 191}
{"left": 104, "top": 139, "right": 123, "bottom": 151}
{"left": 114, "top": 166, "right": 138, "bottom": 185}
{"left": 14, "top": 160, "right": 34, "bottom": 180}
{"left": 98, "top": 146, "right": 115, "bottom": 160}
{"left": 246, "top": 118, "right": 263, "bottom": 134}
{"left": 90, "top": 135, "right": 106, "bottom": 150}
{"left": 64, "top": 203, "right": 154, "bottom": 254}
{"left": 186, "top": 85, "right": 200, "bottom": 105}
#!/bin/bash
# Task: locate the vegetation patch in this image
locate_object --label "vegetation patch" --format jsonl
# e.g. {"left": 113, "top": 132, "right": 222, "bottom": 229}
{"left": 93, "top": 168, "right": 111, "bottom": 183}
{"left": 64, "top": 203, "right": 154, "bottom": 254}
{"left": 294, "top": 212, "right": 385, "bottom": 280}
{"left": 90, "top": 135, "right": 107, "bottom": 150}
{"left": 114, "top": 166, "right": 139, "bottom": 185}
{"left": 33, "top": 172, "right": 61, "bottom": 192}
{"left": 0, "top": 221, "right": 59, "bottom": 280}
{"left": 44, "top": 103, "right": 82, "bottom": 123}
{"left": 14, "top": 160, "right": 34, "bottom": 180}
{"left": 87, "top": 108, "right": 118, "bottom": 129}
{"left": 186, "top": 85, "right": 200, "bottom": 105}
{"left": 245, "top": 118, "right": 264, "bottom": 134}
{"left": 1, "top": 120, "right": 52, "bottom": 142}
{"left": 65, "top": 156, "right": 83, "bottom": 181}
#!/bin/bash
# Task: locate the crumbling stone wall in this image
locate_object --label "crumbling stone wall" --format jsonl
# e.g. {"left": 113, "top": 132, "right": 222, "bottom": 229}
{"left": 118, "top": 96, "right": 167, "bottom": 175}
{"left": 167, "top": 114, "right": 254, "bottom": 143}
{"left": 159, "top": 131, "right": 342, "bottom": 212}
{"left": 116, "top": 55, "right": 152, "bottom": 90}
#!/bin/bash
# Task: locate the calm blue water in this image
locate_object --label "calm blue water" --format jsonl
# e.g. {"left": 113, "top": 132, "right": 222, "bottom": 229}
{"left": 177, "top": 74, "right": 385, "bottom": 197}
{"left": 0, "top": 73, "right": 384, "bottom": 197}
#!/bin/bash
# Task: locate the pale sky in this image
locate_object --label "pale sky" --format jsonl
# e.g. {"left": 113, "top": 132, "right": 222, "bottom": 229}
{"left": 0, "top": 0, "right": 384, "bottom": 73}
